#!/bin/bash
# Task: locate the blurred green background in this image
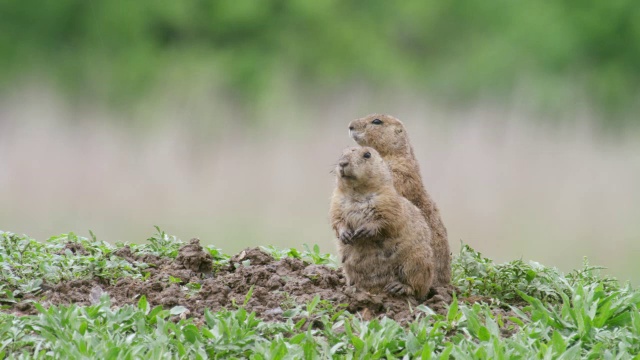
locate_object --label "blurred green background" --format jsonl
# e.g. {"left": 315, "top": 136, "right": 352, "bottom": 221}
{"left": 1, "top": 1, "right": 639, "bottom": 283}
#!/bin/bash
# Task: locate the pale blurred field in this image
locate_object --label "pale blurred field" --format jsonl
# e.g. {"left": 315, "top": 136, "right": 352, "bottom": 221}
{"left": 1, "top": 86, "right": 639, "bottom": 284}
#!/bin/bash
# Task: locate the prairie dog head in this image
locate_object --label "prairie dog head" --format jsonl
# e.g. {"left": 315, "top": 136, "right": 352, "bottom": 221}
{"left": 335, "top": 147, "right": 392, "bottom": 191}
{"left": 348, "top": 114, "right": 409, "bottom": 156}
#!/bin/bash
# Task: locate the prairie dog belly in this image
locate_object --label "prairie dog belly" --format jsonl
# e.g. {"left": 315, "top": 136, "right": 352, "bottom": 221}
{"left": 341, "top": 239, "right": 401, "bottom": 291}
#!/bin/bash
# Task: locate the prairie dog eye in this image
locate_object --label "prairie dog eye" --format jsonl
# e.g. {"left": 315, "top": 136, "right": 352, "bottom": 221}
{"left": 363, "top": 152, "right": 371, "bottom": 159}
{"left": 371, "top": 119, "right": 383, "bottom": 125}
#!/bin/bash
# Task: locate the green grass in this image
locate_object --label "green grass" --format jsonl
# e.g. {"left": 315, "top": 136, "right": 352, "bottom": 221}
{"left": 1, "top": 229, "right": 640, "bottom": 359}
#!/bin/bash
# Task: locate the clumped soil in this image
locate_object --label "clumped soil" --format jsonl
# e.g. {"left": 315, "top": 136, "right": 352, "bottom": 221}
{"left": 5, "top": 240, "right": 504, "bottom": 325}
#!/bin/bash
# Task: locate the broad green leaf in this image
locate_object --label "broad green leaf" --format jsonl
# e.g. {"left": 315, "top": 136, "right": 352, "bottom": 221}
{"left": 138, "top": 295, "right": 148, "bottom": 313}
{"left": 550, "top": 330, "right": 567, "bottom": 354}
{"left": 447, "top": 295, "right": 459, "bottom": 323}
{"left": 169, "top": 306, "right": 188, "bottom": 315}
{"left": 351, "top": 336, "right": 365, "bottom": 352}
{"left": 477, "top": 326, "right": 491, "bottom": 341}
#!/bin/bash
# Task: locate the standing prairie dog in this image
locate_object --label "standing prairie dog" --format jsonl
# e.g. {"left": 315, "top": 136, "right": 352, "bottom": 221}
{"left": 329, "top": 146, "right": 434, "bottom": 299}
{"left": 348, "top": 114, "right": 451, "bottom": 288}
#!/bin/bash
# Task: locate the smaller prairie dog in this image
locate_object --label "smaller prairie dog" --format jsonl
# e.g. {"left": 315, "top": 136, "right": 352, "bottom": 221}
{"left": 329, "top": 147, "right": 434, "bottom": 299}
{"left": 348, "top": 114, "right": 451, "bottom": 288}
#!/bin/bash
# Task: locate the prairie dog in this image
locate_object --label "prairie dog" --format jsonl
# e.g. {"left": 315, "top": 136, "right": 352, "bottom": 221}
{"left": 329, "top": 146, "right": 434, "bottom": 299}
{"left": 348, "top": 114, "right": 451, "bottom": 287}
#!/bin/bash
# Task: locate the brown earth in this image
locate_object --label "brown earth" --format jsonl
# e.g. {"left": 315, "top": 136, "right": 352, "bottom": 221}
{"left": 4, "top": 239, "right": 508, "bottom": 325}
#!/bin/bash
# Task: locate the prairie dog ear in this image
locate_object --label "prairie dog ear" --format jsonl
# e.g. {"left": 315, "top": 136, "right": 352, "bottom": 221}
{"left": 395, "top": 128, "right": 403, "bottom": 134}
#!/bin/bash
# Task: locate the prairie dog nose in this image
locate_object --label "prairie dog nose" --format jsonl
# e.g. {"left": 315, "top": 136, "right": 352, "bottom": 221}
{"left": 349, "top": 125, "right": 354, "bottom": 131}
{"left": 339, "top": 160, "right": 349, "bottom": 168}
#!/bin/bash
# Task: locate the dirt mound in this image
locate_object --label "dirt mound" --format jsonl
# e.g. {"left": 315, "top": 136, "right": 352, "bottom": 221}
{"left": 7, "top": 242, "right": 457, "bottom": 324}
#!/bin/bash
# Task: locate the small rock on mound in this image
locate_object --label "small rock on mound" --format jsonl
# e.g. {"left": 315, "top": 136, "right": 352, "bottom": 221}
{"left": 230, "top": 247, "right": 274, "bottom": 266}
{"left": 56, "top": 242, "right": 89, "bottom": 256}
{"left": 112, "top": 246, "right": 167, "bottom": 266}
{"left": 175, "top": 238, "right": 213, "bottom": 273}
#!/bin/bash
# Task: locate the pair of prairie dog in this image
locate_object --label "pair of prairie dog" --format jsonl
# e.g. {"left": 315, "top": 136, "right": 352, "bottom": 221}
{"left": 329, "top": 114, "right": 450, "bottom": 299}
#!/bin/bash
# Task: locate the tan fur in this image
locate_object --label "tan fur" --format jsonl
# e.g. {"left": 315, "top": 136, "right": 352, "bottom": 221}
{"left": 329, "top": 147, "right": 434, "bottom": 299}
{"left": 348, "top": 114, "right": 451, "bottom": 287}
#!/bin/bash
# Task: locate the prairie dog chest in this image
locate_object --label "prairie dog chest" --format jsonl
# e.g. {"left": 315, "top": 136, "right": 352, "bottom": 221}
{"left": 342, "top": 196, "right": 376, "bottom": 230}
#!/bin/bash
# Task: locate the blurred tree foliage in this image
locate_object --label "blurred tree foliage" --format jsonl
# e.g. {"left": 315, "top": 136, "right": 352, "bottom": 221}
{"left": 1, "top": 0, "right": 639, "bottom": 121}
